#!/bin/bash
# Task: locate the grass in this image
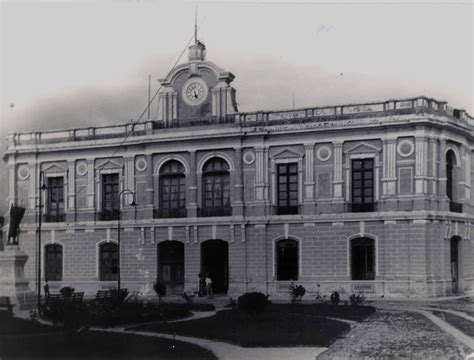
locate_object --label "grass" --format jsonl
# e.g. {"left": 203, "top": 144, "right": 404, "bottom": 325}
{"left": 0, "top": 313, "right": 217, "bottom": 360}
{"left": 433, "top": 311, "right": 474, "bottom": 337}
{"left": 135, "top": 303, "right": 375, "bottom": 347}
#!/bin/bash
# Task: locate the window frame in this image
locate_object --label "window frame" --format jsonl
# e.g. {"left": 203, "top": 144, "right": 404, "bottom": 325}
{"left": 45, "top": 176, "right": 65, "bottom": 222}
{"left": 276, "top": 163, "right": 299, "bottom": 215}
{"left": 158, "top": 161, "right": 187, "bottom": 218}
{"left": 100, "top": 173, "right": 120, "bottom": 220}
{"left": 350, "top": 237, "right": 375, "bottom": 281}
{"left": 275, "top": 239, "right": 300, "bottom": 281}
{"left": 44, "top": 243, "right": 63, "bottom": 281}
{"left": 99, "top": 242, "right": 118, "bottom": 281}
{"left": 200, "top": 158, "right": 231, "bottom": 216}
{"left": 351, "top": 158, "right": 374, "bottom": 212}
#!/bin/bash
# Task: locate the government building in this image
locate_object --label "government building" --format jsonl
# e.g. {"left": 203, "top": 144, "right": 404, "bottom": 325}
{"left": 3, "top": 40, "right": 474, "bottom": 298}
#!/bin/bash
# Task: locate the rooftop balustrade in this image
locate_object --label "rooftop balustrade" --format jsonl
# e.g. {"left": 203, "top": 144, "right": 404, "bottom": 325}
{"left": 6, "top": 96, "right": 473, "bottom": 149}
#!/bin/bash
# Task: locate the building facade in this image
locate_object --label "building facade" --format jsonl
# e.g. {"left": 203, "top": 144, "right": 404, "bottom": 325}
{"left": 3, "top": 42, "right": 474, "bottom": 298}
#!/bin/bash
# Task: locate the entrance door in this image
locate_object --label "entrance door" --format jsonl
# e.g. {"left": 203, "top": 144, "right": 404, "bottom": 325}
{"left": 450, "top": 237, "right": 460, "bottom": 293}
{"left": 201, "top": 240, "right": 229, "bottom": 294}
{"left": 158, "top": 241, "right": 184, "bottom": 293}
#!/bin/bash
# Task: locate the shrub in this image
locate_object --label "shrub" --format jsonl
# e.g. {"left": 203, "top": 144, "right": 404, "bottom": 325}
{"left": 238, "top": 292, "right": 269, "bottom": 318}
{"left": 153, "top": 281, "right": 166, "bottom": 303}
{"left": 349, "top": 292, "right": 366, "bottom": 306}
{"left": 59, "top": 287, "right": 75, "bottom": 297}
{"left": 289, "top": 283, "right": 306, "bottom": 304}
{"left": 330, "top": 291, "right": 340, "bottom": 305}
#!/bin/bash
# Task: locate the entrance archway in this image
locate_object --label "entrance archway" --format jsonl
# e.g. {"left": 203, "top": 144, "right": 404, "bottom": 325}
{"left": 450, "top": 236, "right": 462, "bottom": 293}
{"left": 201, "top": 240, "right": 228, "bottom": 294}
{"left": 157, "top": 241, "right": 184, "bottom": 293}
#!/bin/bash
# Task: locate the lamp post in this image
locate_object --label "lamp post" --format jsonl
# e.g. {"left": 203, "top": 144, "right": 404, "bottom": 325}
{"left": 37, "top": 172, "right": 47, "bottom": 311}
{"left": 117, "top": 189, "right": 136, "bottom": 291}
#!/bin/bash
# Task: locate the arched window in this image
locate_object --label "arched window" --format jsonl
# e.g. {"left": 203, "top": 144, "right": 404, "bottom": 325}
{"left": 201, "top": 158, "right": 231, "bottom": 217}
{"left": 158, "top": 161, "right": 186, "bottom": 218}
{"left": 351, "top": 237, "right": 375, "bottom": 280}
{"left": 99, "top": 243, "right": 118, "bottom": 281}
{"left": 276, "top": 239, "right": 299, "bottom": 281}
{"left": 45, "top": 244, "right": 63, "bottom": 281}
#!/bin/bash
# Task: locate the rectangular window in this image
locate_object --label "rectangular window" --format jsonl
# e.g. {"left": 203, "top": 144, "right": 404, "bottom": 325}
{"left": 351, "top": 159, "right": 374, "bottom": 212}
{"left": 277, "top": 163, "right": 298, "bottom": 215}
{"left": 101, "top": 174, "right": 119, "bottom": 220}
{"left": 45, "top": 177, "right": 64, "bottom": 222}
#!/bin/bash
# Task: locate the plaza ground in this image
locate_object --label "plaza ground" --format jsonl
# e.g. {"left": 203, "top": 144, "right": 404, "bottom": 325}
{"left": 1, "top": 295, "right": 474, "bottom": 359}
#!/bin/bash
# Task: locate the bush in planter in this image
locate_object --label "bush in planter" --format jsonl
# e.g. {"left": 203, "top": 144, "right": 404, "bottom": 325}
{"left": 330, "top": 291, "right": 340, "bottom": 305}
{"left": 289, "top": 283, "right": 306, "bottom": 304}
{"left": 59, "top": 286, "right": 75, "bottom": 297}
{"left": 238, "top": 292, "right": 269, "bottom": 318}
{"left": 153, "top": 281, "right": 166, "bottom": 303}
{"left": 349, "top": 292, "right": 366, "bottom": 306}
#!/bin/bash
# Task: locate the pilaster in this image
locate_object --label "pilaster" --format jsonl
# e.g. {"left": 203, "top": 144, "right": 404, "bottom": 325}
{"left": 233, "top": 147, "right": 244, "bottom": 216}
{"left": 382, "top": 137, "right": 397, "bottom": 195}
{"left": 333, "top": 141, "right": 344, "bottom": 199}
{"left": 303, "top": 143, "right": 315, "bottom": 214}
{"left": 188, "top": 151, "right": 198, "bottom": 217}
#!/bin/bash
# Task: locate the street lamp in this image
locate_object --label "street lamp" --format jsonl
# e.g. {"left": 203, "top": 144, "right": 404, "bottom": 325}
{"left": 117, "top": 189, "right": 136, "bottom": 291}
{"left": 37, "top": 172, "right": 47, "bottom": 311}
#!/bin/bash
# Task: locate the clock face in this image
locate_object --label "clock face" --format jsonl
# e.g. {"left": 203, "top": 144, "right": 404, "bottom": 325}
{"left": 182, "top": 78, "right": 208, "bottom": 106}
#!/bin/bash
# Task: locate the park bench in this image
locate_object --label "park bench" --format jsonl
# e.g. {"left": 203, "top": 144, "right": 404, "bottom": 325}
{"left": 94, "top": 290, "right": 114, "bottom": 304}
{"left": 0, "top": 296, "right": 14, "bottom": 315}
{"left": 93, "top": 289, "right": 129, "bottom": 307}
{"left": 181, "top": 292, "right": 195, "bottom": 304}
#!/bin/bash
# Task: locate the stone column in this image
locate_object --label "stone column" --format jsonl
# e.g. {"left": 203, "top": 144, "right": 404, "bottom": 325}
{"left": 188, "top": 151, "right": 198, "bottom": 217}
{"left": 233, "top": 147, "right": 244, "bottom": 216}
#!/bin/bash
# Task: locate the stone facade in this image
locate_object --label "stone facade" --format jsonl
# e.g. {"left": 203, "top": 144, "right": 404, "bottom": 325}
{"left": 2, "top": 41, "right": 474, "bottom": 298}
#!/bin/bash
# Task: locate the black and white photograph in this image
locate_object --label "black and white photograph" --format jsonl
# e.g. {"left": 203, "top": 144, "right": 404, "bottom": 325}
{"left": 0, "top": 0, "right": 473, "bottom": 359}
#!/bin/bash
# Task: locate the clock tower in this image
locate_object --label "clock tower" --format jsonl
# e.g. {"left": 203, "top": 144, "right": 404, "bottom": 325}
{"left": 157, "top": 41, "right": 238, "bottom": 127}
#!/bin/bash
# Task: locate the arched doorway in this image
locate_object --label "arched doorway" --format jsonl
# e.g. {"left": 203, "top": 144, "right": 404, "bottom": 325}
{"left": 450, "top": 236, "right": 462, "bottom": 293}
{"left": 157, "top": 241, "right": 184, "bottom": 293}
{"left": 201, "top": 240, "right": 228, "bottom": 294}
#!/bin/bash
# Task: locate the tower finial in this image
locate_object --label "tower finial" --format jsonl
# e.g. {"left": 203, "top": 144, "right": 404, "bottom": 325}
{"left": 194, "top": 4, "right": 198, "bottom": 44}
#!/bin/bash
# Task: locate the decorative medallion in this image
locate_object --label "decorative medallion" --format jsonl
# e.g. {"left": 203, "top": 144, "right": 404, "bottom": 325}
{"left": 76, "top": 161, "right": 88, "bottom": 176}
{"left": 135, "top": 158, "right": 147, "bottom": 172}
{"left": 397, "top": 139, "right": 415, "bottom": 158}
{"left": 316, "top": 145, "right": 332, "bottom": 162}
{"left": 17, "top": 164, "right": 30, "bottom": 180}
{"left": 243, "top": 150, "right": 256, "bottom": 165}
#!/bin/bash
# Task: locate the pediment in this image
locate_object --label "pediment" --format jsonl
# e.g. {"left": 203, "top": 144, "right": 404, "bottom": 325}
{"left": 95, "top": 159, "right": 123, "bottom": 170}
{"left": 344, "top": 142, "right": 381, "bottom": 154}
{"left": 271, "top": 148, "right": 304, "bottom": 159}
{"left": 42, "top": 162, "right": 67, "bottom": 174}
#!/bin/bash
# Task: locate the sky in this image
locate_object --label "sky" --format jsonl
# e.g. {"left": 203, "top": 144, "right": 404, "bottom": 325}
{"left": 0, "top": 0, "right": 473, "bottom": 213}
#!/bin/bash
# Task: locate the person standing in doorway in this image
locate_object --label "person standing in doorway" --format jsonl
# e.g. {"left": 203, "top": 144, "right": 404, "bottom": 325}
{"left": 205, "top": 274, "right": 213, "bottom": 299}
{"left": 197, "top": 273, "right": 204, "bottom": 297}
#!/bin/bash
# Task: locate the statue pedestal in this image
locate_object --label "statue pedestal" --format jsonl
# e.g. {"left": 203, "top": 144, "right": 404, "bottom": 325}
{"left": 0, "top": 246, "right": 36, "bottom": 310}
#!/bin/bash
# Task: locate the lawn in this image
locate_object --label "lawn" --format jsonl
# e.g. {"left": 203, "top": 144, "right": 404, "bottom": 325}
{"left": 432, "top": 311, "right": 474, "bottom": 337}
{"left": 0, "top": 313, "right": 217, "bottom": 360}
{"left": 135, "top": 303, "right": 375, "bottom": 347}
